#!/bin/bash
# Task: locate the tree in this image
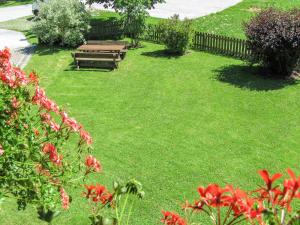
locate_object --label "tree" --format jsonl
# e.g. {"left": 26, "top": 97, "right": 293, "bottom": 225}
{"left": 119, "top": 0, "right": 148, "bottom": 47}
{"left": 86, "top": 0, "right": 165, "bottom": 47}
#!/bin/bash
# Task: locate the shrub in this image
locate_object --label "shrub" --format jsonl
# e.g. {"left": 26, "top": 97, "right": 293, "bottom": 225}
{"left": 32, "top": 0, "right": 90, "bottom": 47}
{"left": 0, "top": 48, "right": 100, "bottom": 222}
{"left": 158, "top": 15, "right": 193, "bottom": 55}
{"left": 161, "top": 169, "right": 300, "bottom": 225}
{"left": 245, "top": 8, "right": 300, "bottom": 78}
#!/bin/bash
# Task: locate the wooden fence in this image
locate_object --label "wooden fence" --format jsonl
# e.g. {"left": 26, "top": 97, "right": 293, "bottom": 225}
{"left": 89, "top": 24, "right": 261, "bottom": 61}
{"left": 193, "top": 32, "right": 258, "bottom": 60}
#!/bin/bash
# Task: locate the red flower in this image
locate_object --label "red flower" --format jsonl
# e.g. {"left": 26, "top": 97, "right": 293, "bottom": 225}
{"left": 83, "top": 184, "right": 113, "bottom": 205}
{"left": 33, "top": 128, "right": 40, "bottom": 136}
{"left": 60, "top": 188, "right": 70, "bottom": 210}
{"left": 35, "top": 164, "right": 51, "bottom": 177}
{"left": 11, "top": 97, "right": 20, "bottom": 109}
{"left": 0, "top": 145, "right": 4, "bottom": 156}
{"left": 0, "top": 48, "right": 11, "bottom": 60}
{"left": 32, "top": 87, "right": 59, "bottom": 113}
{"left": 61, "top": 111, "right": 81, "bottom": 132}
{"left": 80, "top": 129, "right": 93, "bottom": 145}
{"left": 40, "top": 113, "right": 60, "bottom": 132}
{"left": 258, "top": 170, "right": 282, "bottom": 192}
{"left": 280, "top": 169, "right": 300, "bottom": 211}
{"left": 29, "top": 71, "right": 39, "bottom": 85}
{"left": 161, "top": 211, "right": 186, "bottom": 225}
{"left": 85, "top": 155, "right": 101, "bottom": 173}
{"left": 49, "top": 120, "right": 60, "bottom": 132}
{"left": 42, "top": 143, "right": 63, "bottom": 166}
{"left": 198, "top": 184, "right": 231, "bottom": 207}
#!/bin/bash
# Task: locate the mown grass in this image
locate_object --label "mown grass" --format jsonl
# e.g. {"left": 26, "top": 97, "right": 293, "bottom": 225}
{"left": 1, "top": 1, "right": 300, "bottom": 224}
{"left": 0, "top": 0, "right": 31, "bottom": 7}
{"left": 0, "top": 41, "right": 300, "bottom": 224}
{"left": 195, "top": 0, "right": 300, "bottom": 39}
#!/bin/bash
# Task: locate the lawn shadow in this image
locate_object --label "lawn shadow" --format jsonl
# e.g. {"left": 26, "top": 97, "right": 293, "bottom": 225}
{"left": 65, "top": 62, "right": 113, "bottom": 73}
{"left": 215, "top": 64, "right": 298, "bottom": 91}
{"left": 34, "top": 46, "right": 65, "bottom": 56}
{"left": 141, "top": 49, "right": 181, "bottom": 59}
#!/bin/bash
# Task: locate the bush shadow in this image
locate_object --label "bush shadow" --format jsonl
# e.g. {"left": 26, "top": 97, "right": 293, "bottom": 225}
{"left": 33, "top": 46, "right": 66, "bottom": 56}
{"left": 141, "top": 49, "right": 181, "bottom": 59}
{"left": 215, "top": 64, "right": 298, "bottom": 91}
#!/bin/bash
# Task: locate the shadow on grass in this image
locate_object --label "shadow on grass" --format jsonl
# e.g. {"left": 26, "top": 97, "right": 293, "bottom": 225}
{"left": 215, "top": 64, "right": 298, "bottom": 91}
{"left": 141, "top": 49, "right": 181, "bottom": 59}
{"left": 64, "top": 62, "right": 113, "bottom": 73}
{"left": 33, "top": 46, "right": 65, "bottom": 56}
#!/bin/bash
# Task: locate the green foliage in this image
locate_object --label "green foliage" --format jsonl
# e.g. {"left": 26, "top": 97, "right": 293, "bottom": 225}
{"left": 119, "top": 0, "right": 148, "bottom": 47}
{"left": 31, "top": 0, "right": 90, "bottom": 47}
{"left": 158, "top": 14, "right": 193, "bottom": 55}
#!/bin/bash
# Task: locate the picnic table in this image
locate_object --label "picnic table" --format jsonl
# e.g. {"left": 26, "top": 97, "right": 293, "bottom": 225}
{"left": 72, "top": 42, "right": 128, "bottom": 70}
{"left": 77, "top": 44, "right": 125, "bottom": 54}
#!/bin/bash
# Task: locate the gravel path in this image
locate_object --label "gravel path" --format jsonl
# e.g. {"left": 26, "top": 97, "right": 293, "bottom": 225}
{"left": 90, "top": 0, "right": 242, "bottom": 19}
{"left": 0, "top": 5, "right": 34, "bottom": 68}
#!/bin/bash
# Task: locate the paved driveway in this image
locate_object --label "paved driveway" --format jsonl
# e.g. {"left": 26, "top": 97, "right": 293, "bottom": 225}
{"left": 0, "top": 4, "right": 32, "bottom": 22}
{"left": 0, "top": 5, "right": 33, "bottom": 68}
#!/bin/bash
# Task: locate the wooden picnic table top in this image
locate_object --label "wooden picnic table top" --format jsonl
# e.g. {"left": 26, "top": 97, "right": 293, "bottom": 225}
{"left": 77, "top": 44, "right": 125, "bottom": 52}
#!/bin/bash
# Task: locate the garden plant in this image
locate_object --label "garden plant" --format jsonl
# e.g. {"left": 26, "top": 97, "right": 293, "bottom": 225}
{"left": 161, "top": 170, "right": 300, "bottom": 225}
{"left": 32, "top": 0, "right": 90, "bottom": 47}
{"left": 157, "top": 14, "right": 194, "bottom": 55}
{"left": 0, "top": 48, "right": 100, "bottom": 223}
{"left": 245, "top": 8, "right": 300, "bottom": 78}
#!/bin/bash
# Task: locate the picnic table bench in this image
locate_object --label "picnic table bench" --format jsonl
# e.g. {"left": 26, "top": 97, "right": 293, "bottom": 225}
{"left": 73, "top": 43, "right": 126, "bottom": 69}
{"left": 72, "top": 51, "right": 121, "bottom": 69}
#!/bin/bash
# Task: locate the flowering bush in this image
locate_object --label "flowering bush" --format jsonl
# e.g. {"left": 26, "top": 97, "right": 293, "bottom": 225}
{"left": 32, "top": 0, "right": 90, "bottom": 47}
{"left": 161, "top": 169, "right": 300, "bottom": 225}
{"left": 0, "top": 48, "right": 101, "bottom": 221}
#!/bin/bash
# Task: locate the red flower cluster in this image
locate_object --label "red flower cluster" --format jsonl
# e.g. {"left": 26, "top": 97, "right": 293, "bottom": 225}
{"left": 40, "top": 113, "right": 60, "bottom": 132}
{"left": 60, "top": 188, "right": 70, "bottom": 210}
{"left": 42, "top": 143, "right": 63, "bottom": 166}
{"left": 162, "top": 169, "right": 300, "bottom": 225}
{"left": 32, "top": 86, "right": 59, "bottom": 113}
{"left": 60, "top": 111, "right": 81, "bottom": 132}
{"left": 83, "top": 184, "right": 113, "bottom": 205}
{"left": 85, "top": 155, "right": 101, "bottom": 173}
{"left": 258, "top": 169, "right": 300, "bottom": 211}
{"left": 80, "top": 129, "right": 93, "bottom": 145}
{"left": 0, "top": 145, "right": 4, "bottom": 156}
{"left": 161, "top": 211, "right": 186, "bottom": 225}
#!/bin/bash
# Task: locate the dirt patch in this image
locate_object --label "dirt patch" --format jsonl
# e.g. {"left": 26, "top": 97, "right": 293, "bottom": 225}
{"left": 247, "top": 7, "right": 262, "bottom": 13}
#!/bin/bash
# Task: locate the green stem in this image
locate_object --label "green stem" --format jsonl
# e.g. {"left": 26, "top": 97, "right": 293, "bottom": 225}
{"left": 119, "top": 193, "right": 130, "bottom": 224}
{"left": 125, "top": 201, "right": 134, "bottom": 225}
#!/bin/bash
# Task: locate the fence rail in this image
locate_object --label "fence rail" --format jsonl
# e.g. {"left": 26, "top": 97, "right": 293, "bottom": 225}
{"left": 193, "top": 32, "right": 253, "bottom": 59}
{"left": 89, "top": 24, "right": 262, "bottom": 61}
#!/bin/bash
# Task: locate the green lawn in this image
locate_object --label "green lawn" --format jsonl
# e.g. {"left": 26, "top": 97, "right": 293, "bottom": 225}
{"left": 1, "top": 0, "right": 300, "bottom": 224}
{"left": 195, "top": 0, "right": 300, "bottom": 38}
{"left": 0, "top": 0, "right": 32, "bottom": 7}
{"left": 0, "top": 42, "right": 300, "bottom": 224}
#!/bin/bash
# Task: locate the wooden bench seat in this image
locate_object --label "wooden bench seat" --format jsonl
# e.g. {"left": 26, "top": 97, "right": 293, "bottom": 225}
{"left": 72, "top": 52, "right": 121, "bottom": 69}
